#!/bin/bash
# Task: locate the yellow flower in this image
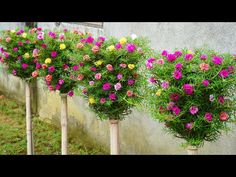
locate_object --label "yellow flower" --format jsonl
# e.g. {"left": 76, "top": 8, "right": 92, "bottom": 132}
{"left": 128, "top": 64, "right": 135, "bottom": 70}
{"left": 45, "top": 58, "right": 52, "bottom": 64}
{"left": 187, "top": 50, "right": 194, "bottom": 54}
{"left": 156, "top": 89, "right": 162, "bottom": 96}
{"left": 60, "top": 43, "right": 66, "bottom": 50}
{"left": 21, "top": 33, "right": 27, "bottom": 38}
{"left": 94, "top": 60, "right": 104, "bottom": 66}
{"left": 107, "top": 45, "right": 115, "bottom": 52}
{"left": 119, "top": 37, "right": 127, "bottom": 45}
{"left": 24, "top": 53, "right": 30, "bottom": 59}
{"left": 10, "top": 30, "right": 15, "bottom": 34}
{"left": 89, "top": 97, "right": 96, "bottom": 104}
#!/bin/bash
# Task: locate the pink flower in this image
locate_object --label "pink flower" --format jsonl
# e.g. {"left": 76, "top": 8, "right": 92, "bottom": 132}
{"left": 48, "top": 85, "right": 54, "bottom": 91}
{"left": 59, "top": 79, "right": 64, "bottom": 85}
{"left": 147, "top": 58, "right": 156, "bottom": 63}
{"left": 79, "top": 62, "right": 85, "bottom": 67}
{"left": 148, "top": 77, "right": 157, "bottom": 84}
{"left": 22, "top": 63, "right": 28, "bottom": 69}
{"left": 161, "top": 81, "right": 169, "bottom": 89}
{"left": 100, "top": 98, "right": 106, "bottom": 104}
{"left": 98, "top": 36, "right": 105, "bottom": 42}
{"left": 48, "top": 66, "right": 55, "bottom": 73}
{"left": 219, "top": 69, "right": 229, "bottom": 78}
{"left": 95, "top": 42, "right": 102, "bottom": 47}
{"left": 115, "top": 43, "right": 122, "bottom": 50}
{"left": 18, "top": 41, "right": 23, "bottom": 46}
{"left": 174, "top": 51, "right": 182, "bottom": 57}
{"left": 205, "top": 113, "right": 213, "bottom": 121}
{"left": 114, "top": 83, "right": 122, "bottom": 91}
{"left": 170, "top": 93, "right": 179, "bottom": 102}
{"left": 3, "top": 52, "right": 9, "bottom": 58}
{"left": 95, "top": 73, "right": 102, "bottom": 80}
{"left": 185, "top": 122, "right": 193, "bottom": 130}
{"left": 6, "top": 37, "right": 11, "bottom": 43}
{"left": 86, "top": 36, "right": 94, "bottom": 43}
{"left": 202, "top": 80, "right": 209, "bottom": 86}
{"left": 209, "top": 94, "right": 214, "bottom": 102}
{"left": 51, "top": 51, "right": 57, "bottom": 58}
{"left": 199, "top": 63, "right": 209, "bottom": 71}
{"left": 212, "top": 56, "right": 223, "bottom": 65}
{"left": 218, "top": 96, "right": 225, "bottom": 104}
{"left": 183, "top": 84, "right": 194, "bottom": 95}
{"left": 82, "top": 88, "right": 87, "bottom": 95}
{"left": 13, "top": 47, "right": 18, "bottom": 52}
{"left": 120, "top": 63, "right": 127, "bottom": 68}
{"left": 92, "top": 45, "right": 100, "bottom": 54}
{"left": 126, "top": 43, "right": 136, "bottom": 53}
{"left": 48, "top": 31, "right": 57, "bottom": 38}
{"left": 103, "top": 83, "right": 111, "bottom": 91}
{"left": 17, "top": 56, "right": 22, "bottom": 60}
{"left": 26, "top": 40, "right": 30, "bottom": 44}
{"left": 184, "top": 54, "right": 193, "bottom": 60}
{"left": 106, "top": 64, "right": 113, "bottom": 71}
{"left": 220, "top": 112, "right": 229, "bottom": 121}
{"left": 90, "top": 67, "right": 97, "bottom": 72}
{"left": 59, "top": 34, "right": 65, "bottom": 40}
{"left": 41, "top": 44, "right": 47, "bottom": 49}
{"left": 77, "top": 74, "right": 84, "bottom": 81}
{"left": 161, "top": 50, "right": 168, "bottom": 56}
{"left": 200, "top": 54, "right": 207, "bottom": 60}
{"left": 189, "top": 106, "right": 199, "bottom": 115}
{"left": 89, "top": 81, "right": 95, "bottom": 86}
{"left": 33, "top": 49, "right": 39, "bottom": 58}
{"left": 128, "top": 79, "right": 135, "bottom": 86}
{"left": 109, "top": 93, "right": 117, "bottom": 101}
{"left": 138, "top": 48, "right": 143, "bottom": 54}
{"left": 63, "top": 64, "right": 69, "bottom": 70}
{"left": 12, "top": 69, "right": 17, "bottom": 76}
{"left": 127, "top": 90, "right": 133, "bottom": 97}
{"left": 173, "top": 70, "right": 182, "bottom": 80}
{"left": 228, "top": 66, "right": 235, "bottom": 74}
{"left": 172, "top": 106, "right": 181, "bottom": 115}
{"left": 117, "top": 73, "right": 123, "bottom": 80}
{"left": 167, "top": 102, "right": 175, "bottom": 110}
{"left": 37, "top": 34, "right": 44, "bottom": 40}
{"left": 175, "top": 63, "right": 183, "bottom": 70}
{"left": 157, "top": 59, "right": 165, "bottom": 65}
{"left": 167, "top": 54, "right": 176, "bottom": 62}
{"left": 68, "top": 91, "right": 74, "bottom": 97}
{"left": 73, "top": 65, "right": 79, "bottom": 71}
{"left": 55, "top": 84, "right": 60, "bottom": 90}
{"left": 146, "top": 62, "right": 153, "bottom": 69}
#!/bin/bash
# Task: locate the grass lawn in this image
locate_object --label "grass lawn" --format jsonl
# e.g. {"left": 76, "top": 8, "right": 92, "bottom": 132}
{"left": 0, "top": 93, "right": 106, "bottom": 155}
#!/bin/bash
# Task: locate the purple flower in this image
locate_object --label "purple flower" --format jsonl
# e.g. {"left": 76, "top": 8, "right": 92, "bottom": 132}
{"left": 48, "top": 31, "right": 57, "bottom": 38}
{"left": 48, "top": 66, "right": 55, "bottom": 73}
{"left": 167, "top": 54, "right": 176, "bottom": 62}
{"left": 200, "top": 54, "right": 207, "bottom": 60}
{"left": 115, "top": 43, "right": 122, "bottom": 50}
{"left": 202, "top": 80, "right": 209, "bottom": 86}
{"left": 95, "top": 42, "right": 102, "bottom": 47}
{"left": 86, "top": 36, "right": 94, "bottom": 43}
{"left": 147, "top": 58, "right": 156, "bottom": 63}
{"left": 161, "top": 50, "right": 168, "bottom": 56}
{"left": 51, "top": 51, "right": 57, "bottom": 58}
{"left": 13, "top": 47, "right": 18, "bottom": 52}
{"left": 212, "top": 56, "right": 223, "bottom": 65}
{"left": 68, "top": 91, "right": 74, "bottom": 97}
{"left": 146, "top": 62, "right": 153, "bottom": 69}
{"left": 219, "top": 69, "right": 229, "bottom": 78}
{"left": 98, "top": 36, "right": 105, "bottom": 42}
{"left": 59, "top": 79, "right": 64, "bottom": 85}
{"left": 173, "top": 70, "right": 182, "bottom": 80}
{"left": 183, "top": 84, "right": 194, "bottom": 95}
{"left": 117, "top": 73, "right": 123, "bottom": 80}
{"left": 174, "top": 51, "right": 182, "bottom": 57}
{"left": 37, "top": 34, "right": 44, "bottom": 40}
{"left": 80, "top": 39, "right": 86, "bottom": 43}
{"left": 128, "top": 79, "right": 135, "bottom": 86}
{"left": 114, "top": 83, "right": 122, "bottom": 91}
{"left": 12, "top": 69, "right": 17, "bottom": 76}
{"left": 36, "top": 63, "right": 41, "bottom": 69}
{"left": 109, "top": 93, "right": 117, "bottom": 101}
{"left": 175, "top": 63, "right": 183, "bottom": 70}
{"left": 189, "top": 106, "right": 199, "bottom": 115}
{"left": 184, "top": 54, "right": 193, "bottom": 60}
{"left": 126, "top": 43, "right": 136, "bottom": 53}
{"left": 73, "top": 65, "right": 79, "bottom": 71}
{"left": 148, "top": 77, "right": 157, "bottom": 84}
{"left": 161, "top": 81, "right": 169, "bottom": 89}
{"left": 103, "top": 83, "right": 111, "bottom": 91}
{"left": 21, "top": 63, "right": 28, "bottom": 69}
{"left": 205, "top": 113, "right": 213, "bottom": 121}
{"left": 172, "top": 106, "right": 181, "bottom": 115}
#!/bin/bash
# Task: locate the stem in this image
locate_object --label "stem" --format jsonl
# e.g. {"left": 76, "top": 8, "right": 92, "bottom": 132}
{"left": 61, "top": 93, "right": 68, "bottom": 155}
{"left": 109, "top": 119, "right": 120, "bottom": 155}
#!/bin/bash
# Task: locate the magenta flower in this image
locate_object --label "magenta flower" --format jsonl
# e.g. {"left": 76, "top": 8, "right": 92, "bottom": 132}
{"left": 63, "top": 64, "right": 69, "bottom": 70}
{"left": 200, "top": 54, "right": 207, "bottom": 60}
{"left": 115, "top": 43, "right": 122, "bottom": 50}
{"left": 172, "top": 106, "right": 181, "bottom": 115}
{"left": 109, "top": 93, "right": 117, "bottom": 101}
{"left": 167, "top": 54, "right": 176, "bottom": 62}
{"left": 103, "top": 83, "right": 111, "bottom": 91}
{"left": 205, "top": 113, "right": 213, "bottom": 121}
{"left": 12, "top": 69, "right": 17, "bottom": 76}
{"left": 22, "top": 63, "right": 28, "bottom": 69}
{"left": 90, "top": 67, "right": 97, "bottom": 72}
{"left": 41, "top": 44, "right": 47, "bottom": 49}
{"left": 147, "top": 58, "right": 156, "bottom": 63}
{"left": 161, "top": 81, "right": 169, "bottom": 89}
{"left": 17, "top": 56, "right": 22, "bottom": 60}
{"left": 18, "top": 41, "right": 23, "bottom": 46}
{"left": 37, "top": 34, "right": 44, "bottom": 40}
{"left": 175, "top": 63, "right": 183, "bottom": 70}
{"left": 51, "top": 51, "right": 57, "bottom": 58}
{"left": 219, "top": 69, "right": 229, "bottom": 78}
{"left": 173, "top": 70, "right": 182, "bottom": 80}
{"left": 36, "top": 63, "right": 41, "bottom": 69}
{"left": 212, "top": 56, "right": 223, "bottom": 65}
{"left": 218, "top": 96, "right": 225, "bottom": 104}
{"left": 161, "top": 50, "right": 168, "bottom": 56}
{"left": 185, "top": 122, "right": 193, "bottom": 130}
{"left": 95, "top": 73, "right": 102, "bottom": 80}
{"left": 174, "top": 51, "right": 182, "bottom": 57}
{"left": 148, "top": 77, "right": 157, "bottom": 84}
{"left": 73, "top": 65, "right": 79, "bottom": 71}
{"left": 202, "top": 80, "right": 209, "bottom": 86}
{"left": 26, "top": 40, "right": 30, "bottom": 44}
{"left": 146, "top": 62, "right": 153, "bottom": 69}
{"left": 13, "top": 47, "right": 18, "bottom": 52}
{"left": 55, "top": 84, "right": 60, "bottom": 90}
{"left": 79, "top": 62, "right": 85, "bottom": 67}
{"left": 100, "top": 98, "right": 106, "bottom": 104}
{"left": 189, "top": 106, "right": 199, "bottom": 115}
{"left": 126, "top": 43, "right": 136, "bottom": 53}
{"left": 3, "top": 52, "right": 9, "bottom": 58}
{"left": 48, "top": 66, "right": 55, "bottom": 73}
{"left": 157, "top": 59, "right": 165, "bottom": 65}
{"left": 48, "top": 85, "right": 54, "bottom": 91}
{"left": 86, "top": 36, "right": 94, "bottom": 43}
{"left": 95, "top": 42, "right": 102, "bottom": 47}
{"left": 114, "top": 83, "right": 122, "bottom": 91}
{"left": 68, "top": 91, "right": 74, "bottom": 97}
{"left": 170, "top": 93, "right": 180, "bottom": 102}
{"left": 117, "top": 73, "right": 123, "bottom": 80}
{"left": 128, "top": 79, "right": 135, "bottom": 86}
{"left": 167, "top": 102, "right": 175, "bottom": 110}
{"left": 59, "top": 79, "right": 64, "bottom": 85}
{"left": 184, "top": 54, "right": 193, "bottom": 60}
{"left": 98, "top": 36, "right": 105, "bottom": 42}
{"left": 48, "top": 31, "right": 57, "bottom": 38}
{"left": 183, "top": 84, "right": 194, "bottom": 95}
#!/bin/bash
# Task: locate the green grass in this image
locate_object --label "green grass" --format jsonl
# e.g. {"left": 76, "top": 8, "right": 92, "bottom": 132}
{"left": 0, "top": 93, "right": 107, "bottom": 155}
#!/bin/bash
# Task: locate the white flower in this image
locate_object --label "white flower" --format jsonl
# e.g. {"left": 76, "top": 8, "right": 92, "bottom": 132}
{"left": 131, "top": 34, "right": 137, "bottom": 40}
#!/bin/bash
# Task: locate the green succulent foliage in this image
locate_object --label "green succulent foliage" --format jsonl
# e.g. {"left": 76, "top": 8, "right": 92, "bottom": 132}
{"left": 0, "top": 27, "right": 43, "bottom": 82}
{"left": 70, "top": 35, "right": 151, "bottom": 120}
{"left": 141, "top": 48, "right": 236, "bottom": 147}
{"left": 36, "top": 29, "right": 88, "bottom": 94}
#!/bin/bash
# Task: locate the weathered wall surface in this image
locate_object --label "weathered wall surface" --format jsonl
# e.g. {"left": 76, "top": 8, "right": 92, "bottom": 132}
{"left": 1, "top": 22, "right": 236, "bottom": 154}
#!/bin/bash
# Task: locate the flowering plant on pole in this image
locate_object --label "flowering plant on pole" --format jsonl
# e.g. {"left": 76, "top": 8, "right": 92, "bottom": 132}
{"left": 70, "top": 34, "right": 150, "bottom": 154}
{"left": 0, "top": 27, "right": 44, "bottom": 155}
{"left": 143, "top": 48, "right": 236, "bottom": 151}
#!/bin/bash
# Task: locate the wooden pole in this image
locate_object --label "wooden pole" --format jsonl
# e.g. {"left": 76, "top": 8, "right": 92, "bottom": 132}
{"left": 187, "top": 146, "right": 198, "bottom": 155}
{"left": 60, "top": 93, "right": 68, "bottom": 155}
{"left": 109, "top": 119, "right": 120, "bottom": 155}
{"left": 25, "top": 81, "right": 34, "bottom": 155}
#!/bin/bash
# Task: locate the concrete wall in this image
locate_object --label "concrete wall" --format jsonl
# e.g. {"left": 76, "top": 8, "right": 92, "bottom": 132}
{"left": 1, "top": 22, "right": 236, "bottom": 154}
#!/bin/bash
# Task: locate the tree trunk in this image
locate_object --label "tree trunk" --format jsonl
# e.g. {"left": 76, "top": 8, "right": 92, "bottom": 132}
{"left": 187, "top": 146, "right": 198, "bottom": 155}
{"left": 25, "top": 82, "right": 34, "bottom": 155}
{"left": 60, "top": 93, "right": 68, "bottom": 155}
{"left": 109, "top": 119, "right": 120, "bottom": 155}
